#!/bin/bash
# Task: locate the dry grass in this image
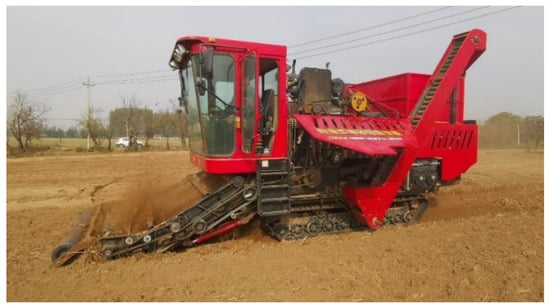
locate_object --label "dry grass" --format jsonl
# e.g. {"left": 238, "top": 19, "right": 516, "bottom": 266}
{"left": 6, "top": 137, "right": 186, "bottom": 157}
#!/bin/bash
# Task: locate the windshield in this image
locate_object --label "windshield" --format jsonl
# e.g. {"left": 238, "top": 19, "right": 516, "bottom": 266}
{"left": 181, "top": 53, "right": 236, "bottom": 156}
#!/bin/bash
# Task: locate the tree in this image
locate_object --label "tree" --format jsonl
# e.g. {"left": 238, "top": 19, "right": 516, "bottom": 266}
{"left": 7, "top": 90, "right": 49, "bottom": 151}
{"left": 44, "top": 125, "right": 65, "bottom": 138}
{"left": 169, "top": 98, "right": 189, "bottom": 149}
{"left": 109, "top": 96, "right": 155, "bottom": 150}
{"left": 141, "top": 108, "right": 154, "bottom": 146}
{"left": 122, "top": 95, "right": 141, "bottom": 138}
{"left": 110, "top": 95, "right": 143, "bottom": 139}
{"left": 479, "top": 112, "right": 523, "bottom": 148}
{"left": 65, "top": 126, "right": 80, "bottom": 138}
{"left": 79, "top": 106, "right": 105, "bottom": 149}
{"left": 154, "top": 109, "right": 178, "bottom": 149}
{"left": 103, "top": 120, "right": 115, "bottom": 150}
{"left": 521, "top": 116, "right": 544, "bottom": 150}
{"left": 23, "top": 120, "right": 44, "bottom": 146}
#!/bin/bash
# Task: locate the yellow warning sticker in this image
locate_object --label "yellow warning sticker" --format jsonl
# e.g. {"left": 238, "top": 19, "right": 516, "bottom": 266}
{"left": 315, "top": 128, "right": 402, "bottom": 136}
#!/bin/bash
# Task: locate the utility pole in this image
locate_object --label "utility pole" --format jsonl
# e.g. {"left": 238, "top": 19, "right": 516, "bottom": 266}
{"left": 517, "top": 123, "right": 521, "bottom": 146}
{"left": 82, "top": 77, "right": 96, "bottom": 150}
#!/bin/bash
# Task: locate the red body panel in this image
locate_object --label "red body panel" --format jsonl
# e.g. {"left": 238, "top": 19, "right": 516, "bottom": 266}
{"left": 174, "top": 35, "right": 287, "bottom": 58}
{"left": 351, "top": 73, "right": 473, "bottom": 182}
{"left": 351, "top": 73, "right": 465, "bottom": 122}
{"left": 344, "top": 29, "right": 486, "bottom": 229}
{"left": 294, "top": 114, "right": 418, "bottom": 155}
{"left": 344, "top": 147, "right": 418, "bottom": 226}
{"left": 417, "top": 122, "right": 478, "bottom": 181}
{"left": 176, "top": 36, "right": 288, "bottom": 173}
{"left": 179, "top": 30, "right": 486, "bottom": 231}
{"left": 190, "top": 152, "right": 258, "bottom": 174}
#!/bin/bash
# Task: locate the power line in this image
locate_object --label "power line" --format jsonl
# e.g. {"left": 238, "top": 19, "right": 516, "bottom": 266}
{"left": 96, "top": 75, "right": 177, "bottom": 85}
{"left": 289, "top": 6, "right": 490, "bottom": 57}
{"left": 294, "top": 6, "right": 521, "bottom": 60}
{"left": 21, "top": 68, "right": 172, "bottom": 97}
{"left": 14, "top": 6, "right": 520, "bottom": 96}
{"left": 107, "top": 77, "right": 177, "bottom": 84}
{"left": 28, "top": 85, "right": 84, "bottom": 98}
{"left": 96, "top": 68, "right": 172, "bottom": 78}
{"left": 28, "top": 82, "right": 83, "bottom": 96}
{"left": 24, "top": 73, "right": 177, "bottom": 97}
{"left": 20, "top": 7, "right": 446, "bottom": 95}
{"left": 44, "top": 118, "right": 80, "bottom": 121}
{"left": 289, "top": 6, "right": 453, "bottom": 49}
{"left": 26, "top": 76, "right": 86, "bottom": 93}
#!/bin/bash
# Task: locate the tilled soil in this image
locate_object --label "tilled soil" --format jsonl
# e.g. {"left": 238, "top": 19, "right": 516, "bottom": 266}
{"left": 6, "top": 149, "right": 544, "bottom": 302}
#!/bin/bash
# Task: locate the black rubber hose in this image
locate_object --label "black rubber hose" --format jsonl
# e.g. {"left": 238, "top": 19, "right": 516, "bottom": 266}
{"left": 51, "top": 209, "right": 90, "bottom": 264}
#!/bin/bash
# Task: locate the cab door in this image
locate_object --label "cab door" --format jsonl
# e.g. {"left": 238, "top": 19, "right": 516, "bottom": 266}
{"left": 241, "top": 54, "right": 258, "bottom": 154}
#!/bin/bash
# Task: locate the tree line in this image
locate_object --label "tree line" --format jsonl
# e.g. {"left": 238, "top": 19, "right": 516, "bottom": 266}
{"left": 478, "top": 112, "right": 543, "bottom": 150}
{"left": 7, "top": 91, "right": 187, "bottom": 152}
{"left": 7, "top": 90, "right": 544, "bottom": 152}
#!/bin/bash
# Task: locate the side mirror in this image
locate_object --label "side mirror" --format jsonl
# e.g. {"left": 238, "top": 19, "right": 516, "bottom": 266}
{"left": 201, "top": 47, "right": 214, "bottom": 78}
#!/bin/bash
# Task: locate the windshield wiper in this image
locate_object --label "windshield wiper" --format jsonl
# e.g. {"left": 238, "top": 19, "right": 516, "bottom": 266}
{"left": 197, "top": 82, "right": 239, "bottom": 110}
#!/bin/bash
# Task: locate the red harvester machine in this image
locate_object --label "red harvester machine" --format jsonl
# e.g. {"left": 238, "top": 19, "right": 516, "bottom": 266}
{"left": 52, "top": 29, "right": 486, "bottom": 265}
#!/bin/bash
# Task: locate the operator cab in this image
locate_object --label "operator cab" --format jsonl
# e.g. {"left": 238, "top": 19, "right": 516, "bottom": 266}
{"left": 169, "top": 36, "right": 288, "bottom": 174}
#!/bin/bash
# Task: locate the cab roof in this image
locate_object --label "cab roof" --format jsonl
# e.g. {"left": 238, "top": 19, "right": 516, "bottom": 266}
{"left": 175, "top": 35, "right": 287, "bottom": 57}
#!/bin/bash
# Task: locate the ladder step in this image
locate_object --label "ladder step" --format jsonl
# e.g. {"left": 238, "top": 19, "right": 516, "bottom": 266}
{"left": 257, "top": 159, "right": 291, "bottom": 217}
{"left": 261, "top": 184, "right": 290, "bottom": 190}
{"left": 261, "top": 197, "right": 290, "bottom": 203}
{"left": 257, "top": 209, "right": 290, "bottom": 217}
{"left": 260, "top": 171, "right": 289, "bottom": 176}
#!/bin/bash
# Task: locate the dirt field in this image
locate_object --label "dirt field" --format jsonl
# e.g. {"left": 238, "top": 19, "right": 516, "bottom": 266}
{"left": 6, "top": 149, "right": 544, "bottom": 302}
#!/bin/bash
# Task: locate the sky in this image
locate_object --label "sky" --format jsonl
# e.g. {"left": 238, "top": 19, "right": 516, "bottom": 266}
{"left": 5, "top": 5, "right": 545, "bottom": 129}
